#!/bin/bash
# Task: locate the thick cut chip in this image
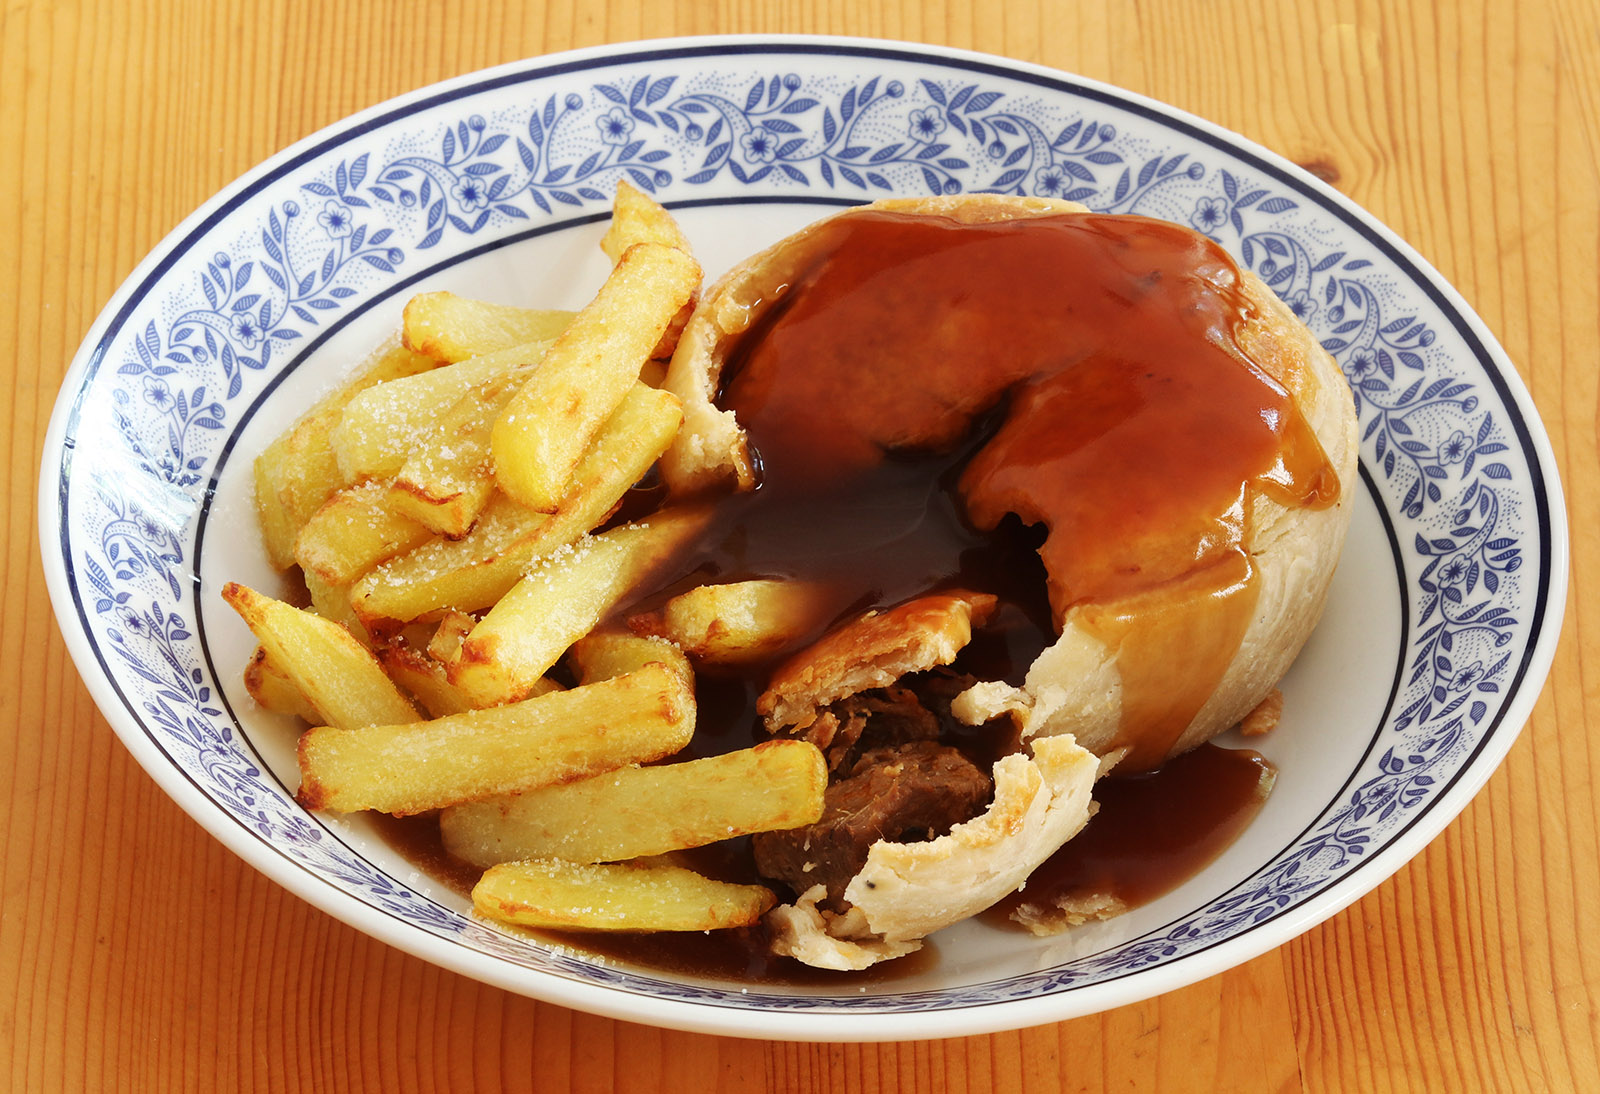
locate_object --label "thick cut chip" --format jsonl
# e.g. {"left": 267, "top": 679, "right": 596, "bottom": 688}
{"left": 472, "top": 858, "right": 775, "bottom": 932}
{"left": 222, "top": 583, "right": 419, "bottom": 730}
{"left": 402, "top": 291, "right": 575, "bottom": 363}
{"left": 387, "top": 360, "right": 538, "bottom": 537}
{"left": 243, "top": 646, "right": 321, "bottom": 722}
{"left": 254, "top": 342, "right": 435, "bottom": 568}
{"left": 376, "top": 643, "right": 560, "bottom": 718}
{"left": 601, "top": 180, "right": 699, "bottom": 362}
{"left": 303, "top": 570, "right": 370, "bottom": 646}
{"left": 353, "top": 494, "right": 548, "bottom": 631}
{"left": 333, "top": 338, "right": 554, "bottom": 482}
{"left": 375, "top": 643, "right": 476, "bottom": 718}
{"left": 351, "top": 384, "right": 683, "bottom": 627}
{"left": 491, "top": 242, "right": 699, "bottom": 511}
{"left": 295, "top": 481, "right": 434, "bottom": 586}
{"left": 446, "top": 508, "right": 708, "bottom": 708}
{"left": 630, "top": 579, "right": 832, "bottom": 665}
{"left": 296, "top": 662, "right": 693, "bottom": 814}
{"left": 569, "top": 630, "right": 691, "bottom": 687}
{"left": 600, "top": 180, "right": 694, "bottom": 262}
{"left": 441, "top": 739, "right": 826, "bottom": 867}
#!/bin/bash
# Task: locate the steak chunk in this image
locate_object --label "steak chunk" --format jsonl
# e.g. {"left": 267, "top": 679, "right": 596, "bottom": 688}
{"left": 795, "top": 670, "right": 985, "bottom": 772}
{"left": 752, "top": 739, "right": 994, "bottom": 909}
{"left": 799, "top": 684, "right": 941, "bottom": 773}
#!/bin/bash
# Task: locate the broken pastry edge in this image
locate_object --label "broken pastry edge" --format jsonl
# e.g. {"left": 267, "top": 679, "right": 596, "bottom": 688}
{"left": 949, "top": 427, "right": 1356, "bottom": 761}
{"left": 764, "top": 733, "right": 1102, "bottom": 969}
{"left": 765, "top": 885, "right": 924, "bottom": 971}
{"left": 757, "top": 590, "right": 999, "bottom": 733}
{"left": 1010, "top": 891, "right": 1129, "bottom": 937}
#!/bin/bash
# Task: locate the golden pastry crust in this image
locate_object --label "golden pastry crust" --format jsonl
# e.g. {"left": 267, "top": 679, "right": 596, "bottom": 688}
{"left": 757, "top": 590, "right": 998, "bottom": 732}
{"left": 765, "top": 885, "right": 923, "bottom": 971}
{"left": 951, "top": 261, "right": 1358, "bottom": 759}
{"left": 667, "top": 193, "right": 1358, "bottom": 767}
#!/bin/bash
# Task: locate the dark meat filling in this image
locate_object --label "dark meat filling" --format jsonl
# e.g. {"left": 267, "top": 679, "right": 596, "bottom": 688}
{"left": 794, "top": 670, "right": 985, "bottom": 773}
{"left": 798, "top": 685, "right": 940, "bottom": 773}
{"left": 753, "top": 679, "right": 995, "bottom": 911}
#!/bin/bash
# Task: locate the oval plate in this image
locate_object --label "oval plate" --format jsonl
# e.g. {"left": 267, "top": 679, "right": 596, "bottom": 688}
{"left": 39, "top": 37, "right": 1567, "bottom": 1041}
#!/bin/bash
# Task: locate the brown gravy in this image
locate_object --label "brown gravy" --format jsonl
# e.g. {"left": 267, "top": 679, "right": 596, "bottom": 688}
{"left": 988, "top": 743, "right": 1274, "bottom": 925}
{"left": 718, "top": 209, "right": 1338, "bottom": 767}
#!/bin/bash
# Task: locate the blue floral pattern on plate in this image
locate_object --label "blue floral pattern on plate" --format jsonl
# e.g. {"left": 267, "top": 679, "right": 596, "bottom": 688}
{"left": 44, "top": 41, "right": 1561, "bottom": 1024}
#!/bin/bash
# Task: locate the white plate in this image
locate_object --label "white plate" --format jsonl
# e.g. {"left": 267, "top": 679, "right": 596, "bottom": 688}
{"left": 39, "top": 36, "right": 1567, "bottom": 1041}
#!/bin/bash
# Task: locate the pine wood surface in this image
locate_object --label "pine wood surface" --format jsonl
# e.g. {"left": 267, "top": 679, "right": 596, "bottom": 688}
{"left": 3, "top": 1, "right": 1595, "bottom": 1090}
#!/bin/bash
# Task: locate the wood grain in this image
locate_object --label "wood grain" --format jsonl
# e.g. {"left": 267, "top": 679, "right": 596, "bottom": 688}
{"left": 4, "top": 1, "right": 1596, "bottom": 1090}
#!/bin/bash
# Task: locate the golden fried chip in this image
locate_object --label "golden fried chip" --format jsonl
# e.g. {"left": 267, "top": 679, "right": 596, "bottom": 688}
{"left": 472, "top": 858, "right": 775, "bottom": 932}
{"left": 441, "top": 740, "right": 825, "bottom": 866}
{"left": 490, "top": 243, "right": 699, "bottom": 511}
{"left": 296, "top": 663, "right": 693, "bottom": 814}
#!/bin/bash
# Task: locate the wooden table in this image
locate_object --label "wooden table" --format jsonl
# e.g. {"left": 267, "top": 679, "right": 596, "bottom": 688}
{"left": 5, "top": 1, "right": 1595, "bottom": 1089}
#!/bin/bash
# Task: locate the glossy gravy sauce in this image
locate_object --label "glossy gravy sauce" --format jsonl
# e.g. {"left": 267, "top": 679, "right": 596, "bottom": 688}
{"left": 987, "top": 743, "right": 1275, "bottom": 925}
{"left": 377, "top": 208, "right": 1331, "bottom": 980}
{"left": 718, "top": 209, "right": 1339, "bottom": 768}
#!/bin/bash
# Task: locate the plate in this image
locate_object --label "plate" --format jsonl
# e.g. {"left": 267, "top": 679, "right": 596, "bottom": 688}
{"left": 39, "top": 36, "right": 1567, "bottom": 1041}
